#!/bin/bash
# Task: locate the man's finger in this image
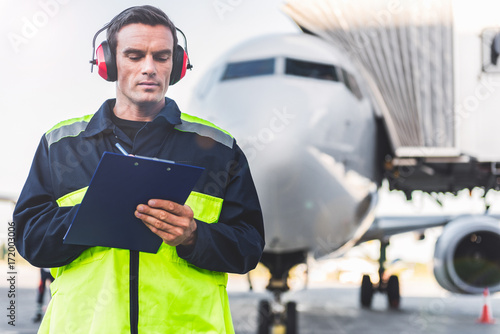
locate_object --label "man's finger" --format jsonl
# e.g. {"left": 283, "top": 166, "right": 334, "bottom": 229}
{"left": 135, "top": 209, "right": 181, "bottom": 235}
{"left": 135, "top": 205, "right": 179, "bottom": 227}
{"left": 137, "top": 204, "right": 171, "bottom": 222}
{"left": 135, "top": 209, "right": 191, "bottom": 247}
{"left": 147, "top": 199, "right": 185, "bottom": 216}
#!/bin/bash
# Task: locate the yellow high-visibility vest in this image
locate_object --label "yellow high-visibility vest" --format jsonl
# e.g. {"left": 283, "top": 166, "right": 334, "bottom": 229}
{"left": 39, "top": 191, "right": 234, "bottom": 334}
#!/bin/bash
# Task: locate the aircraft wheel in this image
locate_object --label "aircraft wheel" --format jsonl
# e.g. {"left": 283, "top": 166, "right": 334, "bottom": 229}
{"left": 285, "top": 301, "right": 297, "bottom": 334}
{"left": 387, "top": 275, "right": 400, "bottom": 309}
{"left": 360, "top": 274, "right": 374, "bottom": 308}
{"left": 257, "top": 300, "right": 272, "bottom": 334}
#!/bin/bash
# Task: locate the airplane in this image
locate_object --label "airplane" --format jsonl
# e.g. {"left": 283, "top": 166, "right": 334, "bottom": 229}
{"left": 187, "top": 1, "right": 500, "bottom": 332}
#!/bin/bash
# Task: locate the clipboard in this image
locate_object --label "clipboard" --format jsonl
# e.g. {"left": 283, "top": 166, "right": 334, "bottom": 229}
{"left": 63, "top": 152, "right": 205, "bottom": 253}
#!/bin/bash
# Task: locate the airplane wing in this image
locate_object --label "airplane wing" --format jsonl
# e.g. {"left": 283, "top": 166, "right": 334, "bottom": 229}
{"left": 360, "top": 213, "right": 500, "bottom": 243}
{"left": 358, "top": 215, "right": 455, "bottom": 243}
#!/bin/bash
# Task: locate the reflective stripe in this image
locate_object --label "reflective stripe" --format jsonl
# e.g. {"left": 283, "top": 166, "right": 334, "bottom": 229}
{"left": 175, "top": 113, "right": 234, "bottom": 149}
{"left": 45, "top": 114, "right": 93, "bottom": 147}
{"left": 56, "top": 187, "right": 88, "bottom": 207}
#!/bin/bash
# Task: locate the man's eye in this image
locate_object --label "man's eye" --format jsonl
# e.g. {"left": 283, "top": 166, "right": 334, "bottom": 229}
{"left": 128, "top": 55, "right": 142, "bottom": 61}
{"left": 156, "top": 56, "right": 169, "bottom": 62}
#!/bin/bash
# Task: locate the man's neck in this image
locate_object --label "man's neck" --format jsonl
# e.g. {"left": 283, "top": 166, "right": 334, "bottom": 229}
{"left": 113, "top": 99, "right": 165, "bottom": 122}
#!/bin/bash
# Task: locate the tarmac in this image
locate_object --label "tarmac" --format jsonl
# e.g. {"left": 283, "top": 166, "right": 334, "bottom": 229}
{"left": 229, "top": 283, "right": 500, "bottom": 334}
{"left": 1, "top": 263, "right": 500, "bottom": 334}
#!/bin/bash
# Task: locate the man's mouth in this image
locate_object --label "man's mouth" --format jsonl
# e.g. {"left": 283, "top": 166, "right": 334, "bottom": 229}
{"left": 138, "top": 81, "right": 160, "bottom": 88}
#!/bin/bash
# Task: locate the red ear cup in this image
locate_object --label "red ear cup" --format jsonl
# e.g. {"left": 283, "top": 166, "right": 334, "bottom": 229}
{"left": 169, "top": 45, "right": 189, "bottom": 86}
{"left": 95, "top": 40, "right": 117, "bottom": 82}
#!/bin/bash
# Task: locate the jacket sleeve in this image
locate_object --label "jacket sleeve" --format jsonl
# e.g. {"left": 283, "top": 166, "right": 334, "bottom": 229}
{"left": 177, "top": 144, "right": 265, "bottom": 274}
{"left": 13, "top": 136, "right": 88, "bottom": 268}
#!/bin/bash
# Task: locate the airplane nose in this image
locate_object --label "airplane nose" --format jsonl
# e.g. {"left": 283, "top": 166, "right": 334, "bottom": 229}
{"left": 237, "top": 107, "right": 300, "bottom": 169}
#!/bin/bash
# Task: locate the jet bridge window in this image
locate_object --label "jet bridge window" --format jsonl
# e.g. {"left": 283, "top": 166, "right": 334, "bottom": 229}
{"left": 285, "top": 58, "right": 339, "bottom": 82}
{"left": 221, "top": 58, "right": 275, "bottom": 81}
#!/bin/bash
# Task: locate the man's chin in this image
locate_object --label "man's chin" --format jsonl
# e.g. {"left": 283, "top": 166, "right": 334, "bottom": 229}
{"left": 134, "top": 96, "right": 165, "bottom": 107}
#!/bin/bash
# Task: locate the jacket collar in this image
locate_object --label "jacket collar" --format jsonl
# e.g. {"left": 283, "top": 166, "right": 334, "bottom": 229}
{"left": 82, "top": 97, "right": 182, "bottom": 138}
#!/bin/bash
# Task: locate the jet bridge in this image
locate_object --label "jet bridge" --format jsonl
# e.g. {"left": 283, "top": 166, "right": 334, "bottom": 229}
{"left": 284, "top": 0, "right": 500, "bottom": 197}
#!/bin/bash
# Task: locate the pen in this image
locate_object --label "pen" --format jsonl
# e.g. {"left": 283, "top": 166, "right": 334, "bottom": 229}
{"left": 115, "top": 143, "right": 129, "bottom": 155}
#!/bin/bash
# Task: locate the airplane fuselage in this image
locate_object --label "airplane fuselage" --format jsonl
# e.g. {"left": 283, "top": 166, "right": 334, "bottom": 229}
{"left": 189, "top": 33, "right": 385, "bottom": 258}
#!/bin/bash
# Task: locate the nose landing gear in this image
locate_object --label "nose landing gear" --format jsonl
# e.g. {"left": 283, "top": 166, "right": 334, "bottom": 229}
{"left": 257, "top": 251, "right": 306, "bottom": 334}
{"left": 257, "top": 297, "right": 297, "bottom": 334}
{"left": 360, "top": 239, "right": 401, "bottom": 309}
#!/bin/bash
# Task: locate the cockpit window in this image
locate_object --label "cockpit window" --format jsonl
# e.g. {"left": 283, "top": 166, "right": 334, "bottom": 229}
{"left": 221, "top": 58, "right": 275, "bottom": 81}
{"left": 285, "top": 58, "right": 363, "bottom": 100}
{"left": 285, "top": 58, "right": 339, "bottom": 82}
{"left": 341, "top": 68, "right": 363, "bottom": 100}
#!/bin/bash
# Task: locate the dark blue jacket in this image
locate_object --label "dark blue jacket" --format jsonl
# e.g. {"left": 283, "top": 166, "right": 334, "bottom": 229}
{"left": 14, "top": 98, "right": 265, "bottom": 274}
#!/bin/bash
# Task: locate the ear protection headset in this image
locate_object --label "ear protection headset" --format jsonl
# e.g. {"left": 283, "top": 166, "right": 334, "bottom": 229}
{"left": 89, "top": 7, "right": 192, "bottom": 85}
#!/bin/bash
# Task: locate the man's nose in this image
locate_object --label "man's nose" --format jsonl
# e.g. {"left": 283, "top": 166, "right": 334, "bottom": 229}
{"left": 142, "top": 55, "right": 156, "bottom": 76}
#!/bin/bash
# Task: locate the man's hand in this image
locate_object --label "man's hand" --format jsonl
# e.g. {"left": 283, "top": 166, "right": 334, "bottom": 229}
{"left": 135, "top": 199, "right": 197, "bottom": 247}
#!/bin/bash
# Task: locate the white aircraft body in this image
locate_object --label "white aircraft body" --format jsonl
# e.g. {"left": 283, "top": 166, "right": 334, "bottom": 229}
{"left": 188, "top": 1, "right": 500, "bottom": 331}
{"left": 193, "top": 33, "right": 380, "bottom": 259}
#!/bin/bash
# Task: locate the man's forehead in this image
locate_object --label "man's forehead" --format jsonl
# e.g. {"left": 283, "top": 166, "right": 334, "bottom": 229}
{"left": 116, "top": 23, "right": 174, "bottom": 49}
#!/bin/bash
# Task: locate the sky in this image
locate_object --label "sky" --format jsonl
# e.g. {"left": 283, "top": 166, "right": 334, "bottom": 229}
{"left": 0, "top": 0, "right": 299, "bottom": 200}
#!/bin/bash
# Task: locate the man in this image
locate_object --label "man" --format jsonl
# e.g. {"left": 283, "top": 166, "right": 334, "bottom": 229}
{"left": 32, "top": 268, "right": 54, "bottom": 323}
{"left": 14, "top": 5, "right": 264, "bottom": 334}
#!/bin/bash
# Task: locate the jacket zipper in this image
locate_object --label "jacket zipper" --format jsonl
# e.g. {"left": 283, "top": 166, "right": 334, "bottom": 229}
{"left": 130, "top": 250, "right": 139, "bottom": 334}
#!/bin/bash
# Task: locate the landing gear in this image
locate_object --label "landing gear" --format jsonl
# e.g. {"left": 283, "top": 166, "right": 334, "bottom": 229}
{"left": 285, "top": 302, "right": 297, "bottom": 334}
{"left": 257, "top": 300, "right": 271, "bottom": 334}
{"left": 257, "top": 299, "right": 298, "bottom": 334}
{"left": 257, "top": 251, "right": 306, "bottom": 334}
{"left": 359, "top": 239, "right": 401, "bottom": 310}
{"left": 387, "top": 275, "right": 400, "bottom": 309}
{"left": 360, "top": 274, "right": 374, "bottom": 308}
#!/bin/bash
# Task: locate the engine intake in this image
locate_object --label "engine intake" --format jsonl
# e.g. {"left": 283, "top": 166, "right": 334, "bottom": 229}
{"left": 434, "top": 215, "right": 500, "bottom": 294}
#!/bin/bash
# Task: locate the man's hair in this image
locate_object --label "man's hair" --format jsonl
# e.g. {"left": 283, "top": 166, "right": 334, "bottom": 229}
{"left": 106, "top": 5, "right": 178, "bottom": 55}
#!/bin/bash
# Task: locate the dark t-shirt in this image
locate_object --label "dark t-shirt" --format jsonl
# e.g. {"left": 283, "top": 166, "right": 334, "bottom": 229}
{"left": 111, "top": 113, "right": 147, "bottom": 140}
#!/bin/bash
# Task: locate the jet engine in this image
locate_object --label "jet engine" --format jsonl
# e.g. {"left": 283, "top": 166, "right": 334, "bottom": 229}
{"left": 434, "top": 215, "right": 500, "bottom": 294}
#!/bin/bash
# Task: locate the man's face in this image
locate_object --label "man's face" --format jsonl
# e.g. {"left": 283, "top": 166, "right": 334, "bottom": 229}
{"left": 115, "top": 23, "right": 174, "bottom": 109}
